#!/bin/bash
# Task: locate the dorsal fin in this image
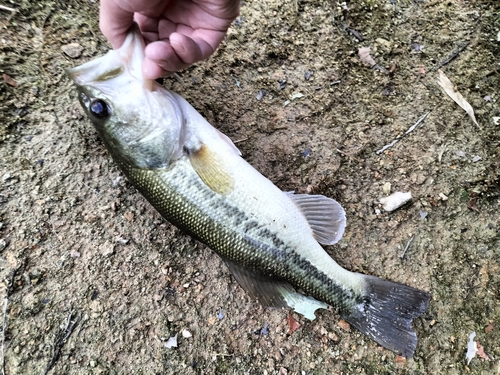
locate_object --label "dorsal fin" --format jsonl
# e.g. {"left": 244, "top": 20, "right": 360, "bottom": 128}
{"left": 224, "top": 260, "right": 328, "bottom": 320}
{"left": 286, "top": 193, "right": 346, "bottom": 245}
{"left": 215, "top": 128, "right": 241, "bottom": 156}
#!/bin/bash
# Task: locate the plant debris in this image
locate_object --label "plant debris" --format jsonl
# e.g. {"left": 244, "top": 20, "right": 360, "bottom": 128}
{"left": 164, "top": 334, "right": 178, "bottom": 349}
{"left": 437, "top": 70, "right": 480, "bottom": 128}
{"left": 358, "top": 47, "right": 376, "bottom": 67}
{"left": 2, "top": 74, "right": 16, "bottom": 87}
{"left": 375, "top": 111, "right": 430, "bottom": 154}
{"left": 466, "top": 332, "right": 477, "bottom": 365}
{"left": 287, "top": 313, "right": 301, "bottom": 335}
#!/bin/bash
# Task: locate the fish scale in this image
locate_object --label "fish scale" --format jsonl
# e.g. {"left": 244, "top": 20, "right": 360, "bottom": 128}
{"left": 67, "top": 26, "right": 430, "bottom": 358}
{"left": 121, "top": 158, "right": 360, "bottom": 315}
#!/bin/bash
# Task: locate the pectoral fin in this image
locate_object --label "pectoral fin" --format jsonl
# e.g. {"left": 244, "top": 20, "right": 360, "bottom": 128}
{"left": 286, "top": 193, "right": 346, "bottom": 245}
{"left": 188, "top": 144, "right": 234, "bottom": 195}
{"left": 224, "top": 260, "right": 328, "bottom": 320}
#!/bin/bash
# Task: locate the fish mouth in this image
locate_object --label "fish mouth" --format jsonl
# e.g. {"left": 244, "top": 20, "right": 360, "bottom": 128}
{"left": 66, "top": 24, "right": 147, "bottom": 86}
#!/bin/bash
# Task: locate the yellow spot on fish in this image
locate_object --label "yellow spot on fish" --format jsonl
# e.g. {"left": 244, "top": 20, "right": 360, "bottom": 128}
{"left": 189, "top": 144, "right": 234, "bottom": 195}
{"left": 95, "top": 66, "right": 124, "bottom": 82}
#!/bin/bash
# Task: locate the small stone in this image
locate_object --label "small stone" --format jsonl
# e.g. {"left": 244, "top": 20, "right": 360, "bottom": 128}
{"left": 380, "top": 192, "right": 412, "bottom": 212}
{"left": 61, "top": 43, "right": 83, "bottom": 58}
{"left": 99, "top": 242, "right": 115, "bottom": 256}
{"left": 439, "top": 193, "right": 448, "bottom": 201}
{"left": 375, "top": 37, "right": 391, "bottom": 49}
{"left": 337, "top": 319, "right": 350, "bottom": 331}
{"left": 472, "top": 155, "right": 482, "bottom": 163}
{"left": 164, "top": 334, "right": 178, "bottom": 348}
{"left": 181, "top": 329, "right": 192, "bottom": 338}
{"left": 256, "top": 89, "right": 267, "bottom": 101}
{"left": 123, "top": 211, "right": 134, "bottom": 221}
{"left": 70, "top": 249, "right": 80, "bottom": 258}
{"left": 382, "top": 182, "right": 391, "bottom": 195}
{"left": 217, "top": 309, "right": 225, "bottom": 320}
{"left": 0, "top": 239, "right": 6, "bottom": 251}
{"left": 2, "top": 173, "right": 11, "bottom": 182}
{"left": 116, "top": 236, "right": 129, "bottom": 245}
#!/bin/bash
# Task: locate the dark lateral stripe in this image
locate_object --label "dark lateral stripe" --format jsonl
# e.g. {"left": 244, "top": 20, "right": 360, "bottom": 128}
{"left": 122, "top": 162, "right": 359, "bottom": 313}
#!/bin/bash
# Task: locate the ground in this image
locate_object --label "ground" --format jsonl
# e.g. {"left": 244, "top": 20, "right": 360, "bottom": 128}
{"left": 1, "top": 0, "right": 499, "bottom": 374}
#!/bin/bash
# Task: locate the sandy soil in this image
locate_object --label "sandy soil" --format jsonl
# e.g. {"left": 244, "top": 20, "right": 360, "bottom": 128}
{"left": 1, "top": 0, "right": 499, "bottom": 374}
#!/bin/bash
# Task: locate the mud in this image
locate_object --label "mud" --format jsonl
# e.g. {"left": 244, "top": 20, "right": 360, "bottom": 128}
{"left": 0, "top": 0, "right": 499, "bottom": 374}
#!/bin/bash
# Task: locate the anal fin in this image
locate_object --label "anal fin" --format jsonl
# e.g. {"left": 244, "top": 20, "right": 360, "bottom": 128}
{"left": 224, "top": 260, "right": 328, "bottom": 320}
{"left": 286, "top": 192, "right": 346, "bottom": 245}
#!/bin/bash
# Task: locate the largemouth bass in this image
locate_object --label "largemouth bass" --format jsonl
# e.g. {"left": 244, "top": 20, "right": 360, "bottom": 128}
{"left": 67, "top": 28, "right": 430, "bottom": 357}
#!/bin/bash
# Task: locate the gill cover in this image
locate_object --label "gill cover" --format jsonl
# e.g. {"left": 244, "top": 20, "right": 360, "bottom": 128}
{"left": 67, "top": 26, "right": 184, "bottom": 169}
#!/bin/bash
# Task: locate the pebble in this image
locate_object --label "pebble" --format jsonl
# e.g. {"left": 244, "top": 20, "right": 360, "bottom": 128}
{"left": 181, "top": 329, "right": 192, "bottom": 338}
{"left": 164, "top": 334, "right": 178, "bottom": 348}
{"left": 61, "top": 43, "right": 83, "bottom": 58}
{"left": 382, "top": 182, "right": 391, "bottom": 195}
{"left": 2, "top": 173, "right": 11, "bottom": 182}
{"left": 380, "top": 191, "right": 412, "bottom": 212}
{"left": 99, "top": 242, "right": 115, "bottom": 256}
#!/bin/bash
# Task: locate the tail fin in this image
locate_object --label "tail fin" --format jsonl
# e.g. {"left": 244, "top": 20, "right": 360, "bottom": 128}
{"left": 343, "top": 275, "right": 430, "bottom": 358}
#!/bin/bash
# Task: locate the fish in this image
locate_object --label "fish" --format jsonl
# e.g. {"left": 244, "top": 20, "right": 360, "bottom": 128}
{"left": 67, "top": 27, "right": 430, "bottom": 358}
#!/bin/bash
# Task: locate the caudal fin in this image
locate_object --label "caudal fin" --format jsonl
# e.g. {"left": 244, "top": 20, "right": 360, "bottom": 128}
{"left": 343, "top": 275, "right": 430, "bottom": 358}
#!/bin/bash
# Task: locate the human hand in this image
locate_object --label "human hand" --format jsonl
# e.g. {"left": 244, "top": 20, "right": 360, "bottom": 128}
{"left": 100, "top": 0, "right": 240, "bottom": 79}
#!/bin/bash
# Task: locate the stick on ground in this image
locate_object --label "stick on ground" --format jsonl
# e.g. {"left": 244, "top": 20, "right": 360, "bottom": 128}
{"left": 376, "top": 111, "right": 430, "bottom": 155}
{"left": 44, "top": 312, "right": 79, "bottom": 375}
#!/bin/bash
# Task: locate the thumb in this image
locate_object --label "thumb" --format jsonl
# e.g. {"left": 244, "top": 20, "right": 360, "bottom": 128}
{"left": 99, "top": 0, "right": 134, "bottom": 49}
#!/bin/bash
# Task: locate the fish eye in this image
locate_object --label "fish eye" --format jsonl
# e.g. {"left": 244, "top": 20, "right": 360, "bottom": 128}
{"left": 90, "top": 99, "right": 110, "bottom": 118}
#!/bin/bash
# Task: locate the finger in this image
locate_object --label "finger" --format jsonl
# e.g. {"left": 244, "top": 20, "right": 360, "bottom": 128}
{"left": 144, "top": 39, "right": 193, "bottom": 74}
{"left": 142, "top": 57, "right": 172, "bottom": 80}
{"left": 99, "top": 0, "right": 134, "bottom": 49}
{"left": 169, "top": 33, "right": 207, "bottom": 65}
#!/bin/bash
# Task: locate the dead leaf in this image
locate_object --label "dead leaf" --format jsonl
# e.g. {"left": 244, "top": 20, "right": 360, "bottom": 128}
{"left": 287, "top": 313, "right": 301, "bottom": 334}
{"left": 476, "top": 341, "right": 490, "bottom": 361}
{"left": 358, "top": 47, "right": 376, "bottom": 67}
{"left": 467, "top": 197, "right": 478, "bottom": 212}
{"left": 485, "top": 323, "right": 494, "bottom": 333}
{"left": 337, "top": 319, "right": 350, "bottom": 331}
{"left": 437, "top": 70, "right": 480, "bottom": 128}
{"left": 395, "top": 355, "right": 407, "bottom": 364}
{"left": 3, "top": 73, "right": 16, "bottom": 87}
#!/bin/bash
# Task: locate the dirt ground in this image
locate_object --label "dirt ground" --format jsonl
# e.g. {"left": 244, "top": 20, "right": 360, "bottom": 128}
{"left": 1, "top": 0, "right": 499, "bottom": 374}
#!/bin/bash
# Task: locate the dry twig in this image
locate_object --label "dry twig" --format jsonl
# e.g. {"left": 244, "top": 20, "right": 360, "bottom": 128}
{"left": 44, "top": 312, "right": 79, "bottom": 375}
{"left": 434, "top": 42, "right": 470, "bottom": 71}
{"left": 376, "top": 111, "right": 430, "bottom": 155}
